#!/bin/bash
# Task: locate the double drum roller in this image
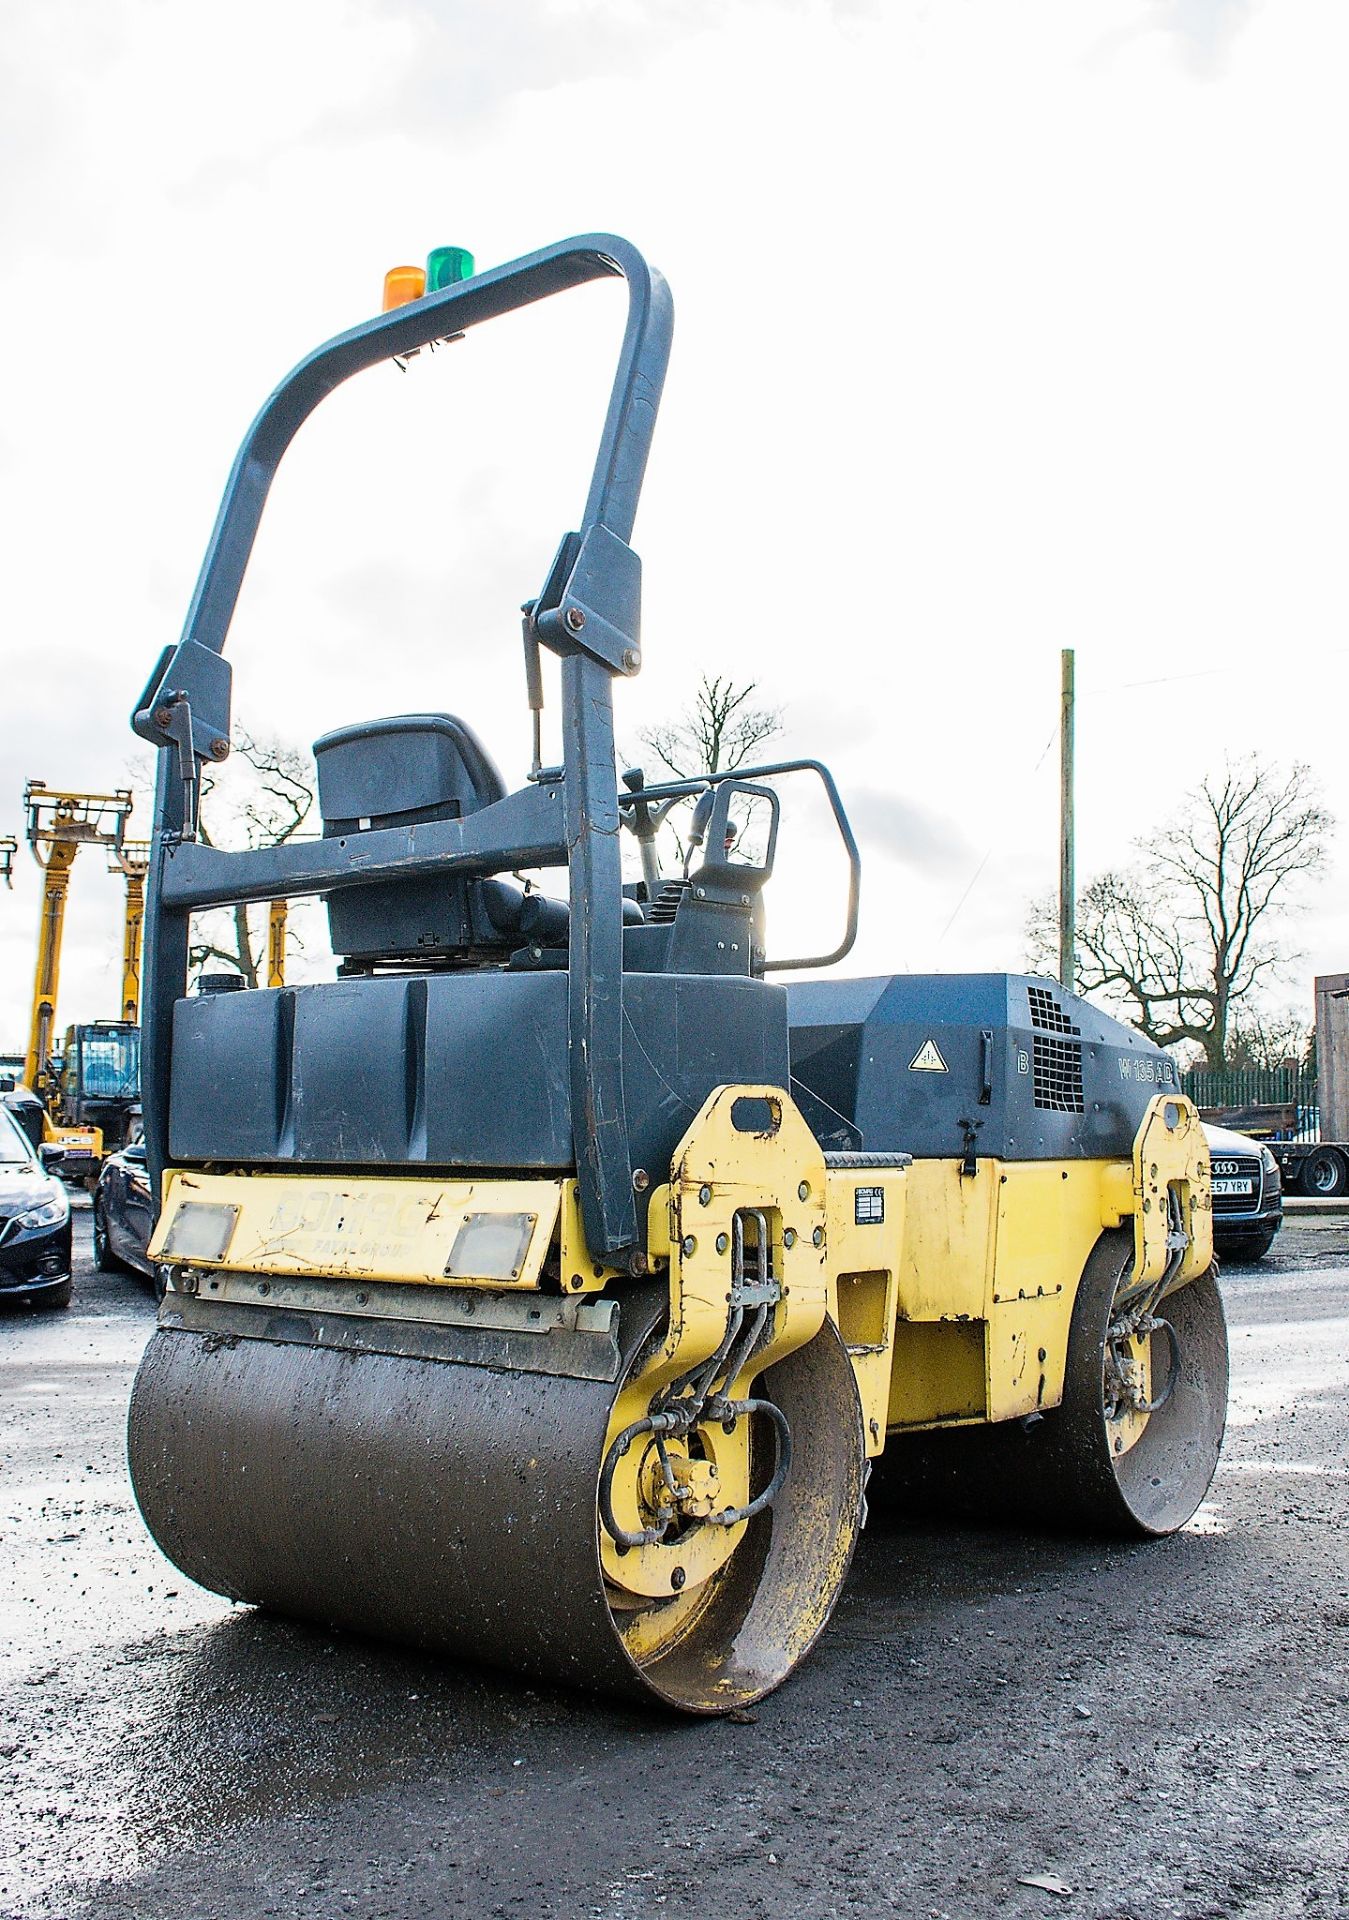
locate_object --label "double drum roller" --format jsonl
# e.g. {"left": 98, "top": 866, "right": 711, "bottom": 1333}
{"left": 126, "top": 235, "right": 1228, "bottom": 1710}
{"left": 129, "top": 1278, "right": 868, "bottom": 1709}
{"left": 130, "top": 1093, "right": 871, "bottom": 1710}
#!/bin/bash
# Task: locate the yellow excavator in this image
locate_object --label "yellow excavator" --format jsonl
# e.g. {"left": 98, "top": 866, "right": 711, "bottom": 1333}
{"left": 116, "top": 840, "right": 151, "bottom": 1023}
{"left": 21, "top": 783, "right": 141, "bottom": 1178}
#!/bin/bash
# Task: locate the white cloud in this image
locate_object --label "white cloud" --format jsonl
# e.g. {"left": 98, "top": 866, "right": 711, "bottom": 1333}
{"left": 1, "top": 0, "right": 1346, "bottom": 1050}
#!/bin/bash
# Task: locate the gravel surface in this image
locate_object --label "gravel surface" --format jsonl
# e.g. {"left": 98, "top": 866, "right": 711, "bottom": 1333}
{"left": 2, "top": 1204, "right": 1345, "bottom": 1920}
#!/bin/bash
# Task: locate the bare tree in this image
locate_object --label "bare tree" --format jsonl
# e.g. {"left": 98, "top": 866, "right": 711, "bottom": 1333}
{"left": 190, "top": 727, "right": 316, "bottom": 988}
{"left": 640, "top": 675, "right": 782, "bottom": 781}
{"left": 1225, "top": 1007, "right": 1314, "bottom": 1073}
{"left": 1028, "top": 757, "right": 1331, "bottom": 1068}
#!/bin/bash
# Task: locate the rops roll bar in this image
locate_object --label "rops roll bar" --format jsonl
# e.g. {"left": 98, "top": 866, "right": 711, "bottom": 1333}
{"left": 135, "top": 235, "right": 673, "bottom": 1265}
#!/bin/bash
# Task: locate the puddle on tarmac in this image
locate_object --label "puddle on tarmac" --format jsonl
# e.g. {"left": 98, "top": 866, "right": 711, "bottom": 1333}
{"left": 1222, "top": 1313, "right": 1349, "bottom": 1429}
{"left": 1182, "top": 1500, "right": 1231, "bottom": 1536}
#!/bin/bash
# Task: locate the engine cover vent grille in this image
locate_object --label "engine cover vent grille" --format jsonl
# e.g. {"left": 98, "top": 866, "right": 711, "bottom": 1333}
{"left": 1033, "top": 1034, "right": 1085, "bottom": 1112}
{"left": 1028, "top": 984, "right": 1081, "bottom": 1036}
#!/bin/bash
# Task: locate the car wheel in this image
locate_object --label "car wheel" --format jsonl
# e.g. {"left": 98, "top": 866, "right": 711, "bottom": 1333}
{"left": 1300, "top": 1148, "right": 1348, "bottom": 1198}
{"left": 1217, "top": 1231, "right": 1276, "bottom": 1264}
{"left": 42, "top": 1279, "right": 74, "bottom": 1310}
{"left": 92, "top": 1199, "right": 126, "bottom": 1274}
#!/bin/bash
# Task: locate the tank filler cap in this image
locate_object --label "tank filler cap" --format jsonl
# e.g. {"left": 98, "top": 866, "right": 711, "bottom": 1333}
{"left": 196, "top": 972, "right": 247, "bottom": 996}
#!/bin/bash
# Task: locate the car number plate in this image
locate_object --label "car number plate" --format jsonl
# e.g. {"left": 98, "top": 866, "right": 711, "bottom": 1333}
{"left": 1212, "top": 1177, "right": 1254, "bottom": 1196}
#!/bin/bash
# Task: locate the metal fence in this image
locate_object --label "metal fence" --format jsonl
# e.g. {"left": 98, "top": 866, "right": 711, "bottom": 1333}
{"left": 1179, "top": 1067, "right": 1320, "bottom": 1142}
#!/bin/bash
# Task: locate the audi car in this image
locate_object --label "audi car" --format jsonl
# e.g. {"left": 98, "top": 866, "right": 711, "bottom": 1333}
{"left": 0, "top": 1107, "right": 73, "bottom": 1308}
{"left": 1205, "top": 1121, "right": 1283, "bottom": 1263}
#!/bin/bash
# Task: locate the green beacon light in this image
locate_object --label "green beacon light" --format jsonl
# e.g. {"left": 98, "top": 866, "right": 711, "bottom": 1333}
{"left": 426, "top": 246, "right": 475, "bottom": 292}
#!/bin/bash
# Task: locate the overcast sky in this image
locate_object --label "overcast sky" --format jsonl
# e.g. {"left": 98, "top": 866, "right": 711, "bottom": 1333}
{"left": 2, "top": 0, "right": 1346, "bottom": 1050}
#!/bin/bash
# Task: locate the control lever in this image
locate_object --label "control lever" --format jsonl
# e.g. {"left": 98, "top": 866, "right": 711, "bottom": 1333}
{"left": 683, "top": 787, "right": 717, "bottom": 877}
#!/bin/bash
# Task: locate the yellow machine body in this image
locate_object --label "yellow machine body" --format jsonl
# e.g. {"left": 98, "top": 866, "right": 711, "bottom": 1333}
{"left": 881, "top": 1097, "right": 1211, "bottom": 1433}
{"left": 149, "top": 1082, "right": 1211, "bottom": 1488}
{"left": 149, "top": 1167, "right": 624, "bottom": 1292}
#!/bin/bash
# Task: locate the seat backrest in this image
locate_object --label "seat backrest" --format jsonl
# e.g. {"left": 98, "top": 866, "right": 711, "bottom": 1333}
{"left": 315, "top": 713, "right": 506, "bottom": 831}
{"left": 314, "top": 713, "right": 507, "bottom": 965}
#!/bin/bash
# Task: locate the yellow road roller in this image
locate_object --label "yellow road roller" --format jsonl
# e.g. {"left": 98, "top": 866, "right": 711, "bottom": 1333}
{"left": 126, "top": 234, "right": 1225, "bottom": 1713}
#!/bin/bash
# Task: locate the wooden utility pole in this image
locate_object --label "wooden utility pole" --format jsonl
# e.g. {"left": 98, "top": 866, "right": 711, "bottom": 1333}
{"left": 1059, "top": 648, "right": 1075, "bottom": 993}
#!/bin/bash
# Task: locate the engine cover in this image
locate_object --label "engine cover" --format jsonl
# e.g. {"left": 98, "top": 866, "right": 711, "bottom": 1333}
{"left": 787, "top": 973, "right": 1180, "bottom": 1162}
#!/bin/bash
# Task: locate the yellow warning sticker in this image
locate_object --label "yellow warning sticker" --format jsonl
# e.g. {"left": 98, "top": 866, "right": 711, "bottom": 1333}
{"left": 908, "top": 1038, "right": 948, "bottom": 1072}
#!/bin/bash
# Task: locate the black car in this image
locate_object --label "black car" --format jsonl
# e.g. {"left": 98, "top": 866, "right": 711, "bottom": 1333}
{"left": 0, "top": 1075, "right": 46, "bottom": 1151}
{"left": 1206, "top": 1121, "right": 1284, "bottom": 1263}
{"left": 93, "top": 1126, "right": 157, "bottom": 1289}
{"left": 0, "top": 1108, "right": 74, "bottom": 1308}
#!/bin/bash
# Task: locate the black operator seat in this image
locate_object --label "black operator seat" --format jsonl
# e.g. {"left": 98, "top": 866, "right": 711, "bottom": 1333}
{"left": 316, "top": 713, "right": 507, "bottom": 827}
{"left": 171, "top": 723, "right": 793, "bottom": 1174}
{"left": 313, "top": 713, "right": 509, "bottom": 970}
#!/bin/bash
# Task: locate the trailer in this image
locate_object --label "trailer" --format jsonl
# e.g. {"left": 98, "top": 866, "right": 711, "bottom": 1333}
{"left": 1191, "top": 977, "right": 1349, "bottom": 1199}
{"left": 1272, "top": 1138, "right": 1348, "bottom": 1198}
{"left": 1189, "top": 1107, "right": 1344, "bottom": 1198}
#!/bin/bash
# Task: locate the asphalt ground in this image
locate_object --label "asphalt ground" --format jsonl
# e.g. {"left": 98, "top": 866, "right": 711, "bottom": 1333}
{"left": 1, "top": 1204, "right": 1346, "bottom": 1920}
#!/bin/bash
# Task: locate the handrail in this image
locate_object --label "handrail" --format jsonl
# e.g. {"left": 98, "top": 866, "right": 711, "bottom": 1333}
{"left": 617, "top": 758, "right": 861, "bottom": 971}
